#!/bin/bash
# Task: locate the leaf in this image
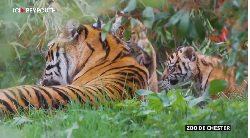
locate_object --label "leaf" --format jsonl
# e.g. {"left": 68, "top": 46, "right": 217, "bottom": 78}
{"left": 187, "top": 87, "right": 210, "bottom": 107}
{"left": 142, "top": 7, "right": 155, "bottom": 28}
{"left": 101, "top": 17, "right": 116, "bottom": 41}
{"left": 19, "top": 23, "right": 27, "bottom": 36}
{"left": 136, "top": 89, "right": 154, "bottom": 96}
{"left": 12, "top": 45, "right": 20, "bottom": 60}
{"left": 156, "top": 70, "right": 162, "bottom": 76}
{"left": 188, "top": 97, "right": 203, "bottom": 107}
{"left": 208, "top": 36, "right": 222, "bottom": 42}
{"left": 101, "top": 31, "right": 109, "bottom": 42}
{"left": 65, "top": 122, "right": 79, "bottom": 138}
{"left": 11, "top": 117, "right": 33, "bottom": 126}
{"left": 166, "top": 10, "right": 184, "bottom": 27}
{"left": 146, "top": 93, "right": 163, "bottom": 109}
{"left": 179, "top": 12, "right": 190, "bottom": 36}
{"left": 123, "top": 0, "right": 136, "bottom": 12}
{"left": 123, "top": 29, "right": 131, "bottom": 41}
{"left": 157, "top": 92, "right": 170, "bottom": 107}
{"left": 209, "top": 79, "right": 228, "bottom": 94}
{"left": 194, "top": 14, "right": 206, "bottom": 40}
{"left": 209, "top": 17, "right": 224, "bottom": 31}
{"left": 219, "top": 33, "right": 227, "bottom": 41}
{"left": 172, "top": 25, "right": 184, "bottom": 40}
{"left": 138, "top": 110, "right": 156, "bottom": 116}
{"left": 17, "top": 75, "right": 26, "bottom": 84}
{"left": 9, "top": 42, "right": 26, "bottom": 60}
{"left": 155, "top": 12, "right": 170, "bottom": 21}
{"left": 187, "top": 21, "right": 198, "bottom": 41}
{"left": 26, "top": 21, "right": 32, "bottom": 31}
{"left": 222, "top": 28, "right": 229, "bottom": 36}
{"left": 219, "top": 29, "right": 229, "bottom": 41}
{"left": 183, "top": 96, "right": 195, "bottom": 102}
{"left": 130, "top": 18, "right": 138, "bottom": 27}
{"left": 155, "top": 18, "right": 169, "bottom": 28}
{"left": 9, "top": 42, "right": 26, "bottom": 49}
{"left": 188, "top": 93, "right": 207, "bottom": 108}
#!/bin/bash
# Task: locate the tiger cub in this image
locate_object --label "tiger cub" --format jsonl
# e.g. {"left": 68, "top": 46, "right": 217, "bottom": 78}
{"left": 111, "top": 12, "right": 158, "bottom": 93}
{"left": 159, "top": 46, "right": 247, "bottom": 99}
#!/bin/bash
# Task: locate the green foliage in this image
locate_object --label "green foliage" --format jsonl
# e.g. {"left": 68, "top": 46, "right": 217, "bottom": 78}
{"left": 123, "top": 0, "right": 137, "bottom": 12}
{"left": 0, "top": 91, "right": 247, "bottom": 137}
{"left": 101, "top": 17, "right": 116, "bottom": 41}
{"left": 0, "top": 0, "right": 247, "bottom": 137}
{"left": 209, "top": 79, "right": 228, "bottom": 95}
{"left": 136, "top": 89, "right": 154, "bottom": 95}
{"left": 179, "top": 12, "right": 189, "bottom": 36}
{"left": 142, "top": 7, "right": 155, "bottom": 28}
{"left": 194, "top": 14, "right": 206, "bottom": 40}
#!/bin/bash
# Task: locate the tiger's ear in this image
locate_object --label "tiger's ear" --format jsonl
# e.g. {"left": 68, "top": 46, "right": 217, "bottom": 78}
{"left": 176, "top": 46, "right": 184, "bottom": 51}
{"left": 63, "top": 19, "right": 81, "bottom": 39}
{"left": 96, "top": 18, "right": 102, "bottom": 29}
{"left": 183, "top": 46, "right": 196, "bottom": 61}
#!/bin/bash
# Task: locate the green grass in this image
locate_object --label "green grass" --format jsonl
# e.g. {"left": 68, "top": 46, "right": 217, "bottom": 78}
{"left": 0, "top": 90, "right": 247, "bottom": 138}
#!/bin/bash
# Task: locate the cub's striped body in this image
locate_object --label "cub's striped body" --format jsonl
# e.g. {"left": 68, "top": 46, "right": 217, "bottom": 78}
{"left": 159, "top": 46, "right": 247, "bottom": 99}
{"left": 0, "top": 19, "right": 148, "bottom": 118}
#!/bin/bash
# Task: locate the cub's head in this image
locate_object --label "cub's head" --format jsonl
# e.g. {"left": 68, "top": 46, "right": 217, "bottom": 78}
{"left": 41, "top": 19, "right": 129, "bottom": 86}
{"left": 159, "top": 46, "right": 197, "bottom": 90}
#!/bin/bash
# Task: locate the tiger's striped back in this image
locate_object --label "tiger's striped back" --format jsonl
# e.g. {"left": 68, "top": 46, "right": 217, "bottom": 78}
{"left": 0, "top": 19, "right": 149, "bottom": 118}
{"left": 111, "top": 14, "right": 159, "bottom": 92}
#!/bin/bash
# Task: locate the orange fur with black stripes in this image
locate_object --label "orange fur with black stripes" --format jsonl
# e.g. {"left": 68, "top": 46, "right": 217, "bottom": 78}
{"left": 159, "top": 46, "right": 247, "bottom": 99}
{"left": 111, "top": 14, "right": 158, "bottom": 92}
{"left": 0, "top": 19, "right": 148, "bottom": 118}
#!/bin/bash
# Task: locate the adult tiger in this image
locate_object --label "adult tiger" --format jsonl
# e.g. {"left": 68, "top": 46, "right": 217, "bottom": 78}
{"left": 110, "top": 12, "right": 159, "bottom": 92}
{"left": 158, "top": 46, "right": 247, "bottom": 99}
{"left": 0, "top": 19, "right": 149, "bottom": 118}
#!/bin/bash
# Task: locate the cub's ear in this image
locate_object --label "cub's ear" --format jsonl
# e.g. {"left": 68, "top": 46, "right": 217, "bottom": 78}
{"left": 176, "top": 46, "right": 184, "bottom": 51}
{"left": 183, "top": 46, "right": 196, "bottom": 61}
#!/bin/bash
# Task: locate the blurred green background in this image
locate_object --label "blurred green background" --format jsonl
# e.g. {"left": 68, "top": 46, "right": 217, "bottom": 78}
{"left": 0, "top": 1, "right": 247, "bottom": 137}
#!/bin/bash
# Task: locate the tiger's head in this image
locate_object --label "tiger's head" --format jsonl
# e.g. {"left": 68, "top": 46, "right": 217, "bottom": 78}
{"left": 159, "top": 46, "right": 198, "bottom": 90}
{"left": 41, "top": 19, "right": 81, "bottom": 86}
{"left": 41, "top": 19, "right": 131, "bottom": 86}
